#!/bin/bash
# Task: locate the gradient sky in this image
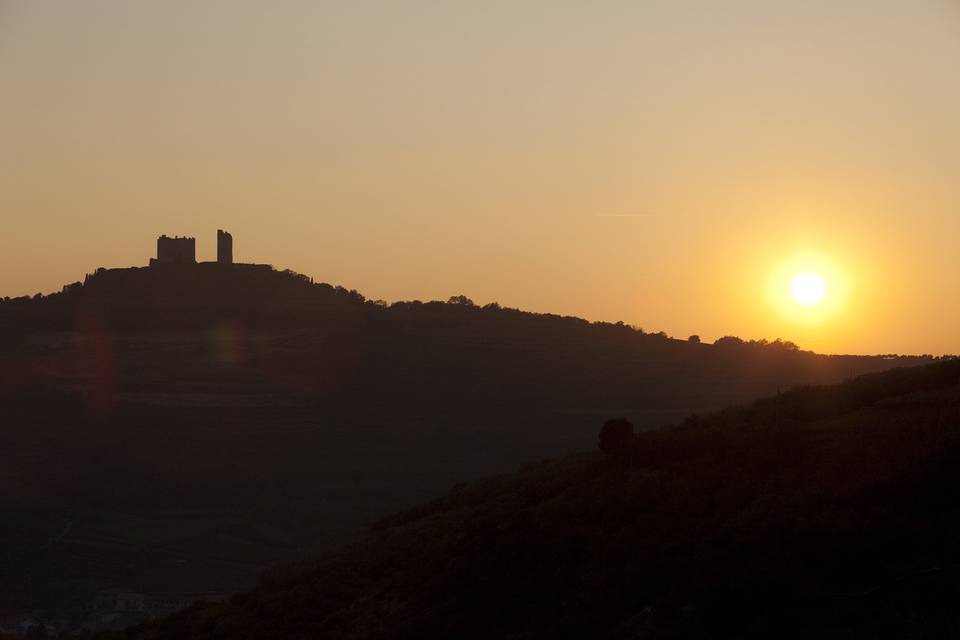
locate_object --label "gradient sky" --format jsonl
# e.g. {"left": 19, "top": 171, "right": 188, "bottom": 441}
{"left": 2, "top": 1, "right": 958, "bottom": 355}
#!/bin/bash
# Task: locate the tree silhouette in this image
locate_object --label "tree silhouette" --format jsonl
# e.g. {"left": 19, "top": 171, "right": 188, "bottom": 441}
{"left": 598, "top": 418, "right": 634, "bottom": 454}
{"left": 447, "top": 295, "right": 475, "bottom": 306}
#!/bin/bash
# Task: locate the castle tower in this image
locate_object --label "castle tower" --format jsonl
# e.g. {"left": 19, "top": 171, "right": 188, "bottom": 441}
{"left": 153, "top": 235, "right": 196, "bottom": 265}
{"left": 217, "top": 229, "right": 233, "bottom": 264}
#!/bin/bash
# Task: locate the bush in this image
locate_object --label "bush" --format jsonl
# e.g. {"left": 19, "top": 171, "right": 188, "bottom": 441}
{"left": 598, "top": 418, "right": 634, "bottom": 454}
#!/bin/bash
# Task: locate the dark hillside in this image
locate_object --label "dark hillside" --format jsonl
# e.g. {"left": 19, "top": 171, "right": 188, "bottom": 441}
{"left": 0, "top": 264, "right": 366, "bottom": 331}
{"left": 111, "top": 358, "right": 960, "bottom": 639}
{"left": 0, "top": 265, "right": 935, "bottom": 628}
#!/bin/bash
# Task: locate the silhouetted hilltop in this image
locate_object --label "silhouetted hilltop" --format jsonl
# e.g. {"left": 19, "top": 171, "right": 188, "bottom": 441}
{"left": 0, "top": 264, "right": 366, "bottom": 331}
{"left": 0, "top": 263, "right": 933, "bottom": 371}
{"left": 3, "top": 265, "right": 936, "bottom": 413}
{"left": 0, "top": 264, "right": 935, "bottom": 435}
{"left": 108, "top": 358, "right": 960, "bottom": 639}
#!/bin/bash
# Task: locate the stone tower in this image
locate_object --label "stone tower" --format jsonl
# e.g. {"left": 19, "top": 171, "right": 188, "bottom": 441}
{"left": 153, "top": 235, "right": 196, "bottom": 265}
{"left": 217, "top": 229, "right": 233, "bottom": 264}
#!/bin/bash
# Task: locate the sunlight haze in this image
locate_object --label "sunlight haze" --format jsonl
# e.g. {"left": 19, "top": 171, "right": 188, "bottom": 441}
{"left": 2, "top": 1, "right": 958, "bottom": 354}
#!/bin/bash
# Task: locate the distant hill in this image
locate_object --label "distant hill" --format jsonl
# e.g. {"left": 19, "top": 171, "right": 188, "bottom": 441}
{"left": 0, "top": 263, "right": 366, "bottom": 332}
{"left": 0, "top": 264, "right": 938, "bottom": 627}
{"left": 108, "top": 358, "right": 960, "bottom": 639}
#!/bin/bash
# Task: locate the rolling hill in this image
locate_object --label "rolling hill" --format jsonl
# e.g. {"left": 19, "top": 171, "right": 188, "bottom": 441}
{"left": 0, "top": 264, "right": 935, "bottom": 628}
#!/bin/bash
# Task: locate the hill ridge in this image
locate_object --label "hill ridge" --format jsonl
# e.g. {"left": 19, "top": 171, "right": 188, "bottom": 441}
{"left": 0, "top": 264, "right": 945, "bottom": 361}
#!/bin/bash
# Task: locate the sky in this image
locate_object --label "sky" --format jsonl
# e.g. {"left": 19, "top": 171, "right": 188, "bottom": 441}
{"left": 1, "top": 1, "right": 958, "bottom": 355}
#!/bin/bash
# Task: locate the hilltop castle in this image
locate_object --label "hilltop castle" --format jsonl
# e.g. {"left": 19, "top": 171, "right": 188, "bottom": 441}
{"left": 150, "top": 230, "right": 233, "bottom": 266}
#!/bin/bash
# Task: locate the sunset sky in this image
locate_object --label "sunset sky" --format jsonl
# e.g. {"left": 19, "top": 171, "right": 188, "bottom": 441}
{"left": 2, "top": 1, "right": 958, "bottom": 355}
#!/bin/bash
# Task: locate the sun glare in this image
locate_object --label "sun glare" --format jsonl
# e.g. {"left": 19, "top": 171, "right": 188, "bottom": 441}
{"left": 765, "top": 251, "right": 851, "bottom": 327}
{"left": 790, "top": 273, "right": 826, "bottom": 306}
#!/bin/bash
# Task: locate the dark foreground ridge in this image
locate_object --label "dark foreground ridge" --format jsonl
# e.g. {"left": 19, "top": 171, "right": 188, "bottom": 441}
{"left": 104, "top": 358, "right": 960, "bottom": 639}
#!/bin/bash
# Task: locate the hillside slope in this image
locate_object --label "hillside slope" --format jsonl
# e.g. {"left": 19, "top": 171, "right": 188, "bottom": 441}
{"left": 113, "top": 359, "right": 960, "bottom": 639}
{"left": 0, "top": 265, "right": 934, "bottom": 624}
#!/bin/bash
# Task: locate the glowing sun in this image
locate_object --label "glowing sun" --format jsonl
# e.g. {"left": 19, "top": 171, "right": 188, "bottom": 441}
{"left": 790, "top": 273, "right": 827, "bottom": 306}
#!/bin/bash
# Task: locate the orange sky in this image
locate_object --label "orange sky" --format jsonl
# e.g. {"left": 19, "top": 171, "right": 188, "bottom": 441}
{"left": 2, "top": 2, "right": 958, "bottom": 355}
